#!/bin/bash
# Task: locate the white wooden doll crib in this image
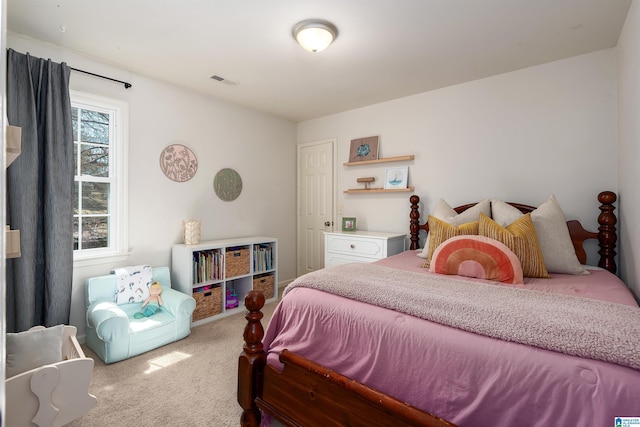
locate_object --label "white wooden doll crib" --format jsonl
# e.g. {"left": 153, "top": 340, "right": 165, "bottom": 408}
{"left": 5, "top": 325, "right": 96, "bottom": 426}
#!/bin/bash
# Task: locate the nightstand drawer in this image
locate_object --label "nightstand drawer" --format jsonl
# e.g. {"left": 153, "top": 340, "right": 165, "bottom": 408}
{"left": 326, "top": 235, "right": 386, "bottom": 259}
{"left": 324, "top": 231, "right": 406, "bottom": 268}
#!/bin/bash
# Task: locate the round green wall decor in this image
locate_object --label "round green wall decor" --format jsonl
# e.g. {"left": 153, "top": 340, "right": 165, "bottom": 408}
{"left": 213, "top": 168, "right": 243, "bottom": 201}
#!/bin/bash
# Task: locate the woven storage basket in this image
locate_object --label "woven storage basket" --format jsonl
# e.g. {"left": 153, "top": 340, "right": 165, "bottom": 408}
{"left": 225, "top": 247, "right": 250, "bottom": 277}
{"left": 192, "top": 286, "right": 222, "bottom": 321}
{"left": 253, "top": 274, "right": 275, "bottom": 299}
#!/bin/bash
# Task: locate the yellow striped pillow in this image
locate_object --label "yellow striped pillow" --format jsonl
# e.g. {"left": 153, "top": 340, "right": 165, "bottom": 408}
{"left": 425, "top": 216, "right": 479, "bottom": 267}
{"left": 478, "top": 212, "right": 549, "bottom": 278}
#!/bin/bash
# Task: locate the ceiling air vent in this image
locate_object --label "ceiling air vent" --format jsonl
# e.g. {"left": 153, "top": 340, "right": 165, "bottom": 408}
{"left": 210, "top": 75, "right": 238, "bottom": 86}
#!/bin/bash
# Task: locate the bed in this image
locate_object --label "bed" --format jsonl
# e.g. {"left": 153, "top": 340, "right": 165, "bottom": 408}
{"left": 238, "top": 191, "right": 640, "bottom": 427}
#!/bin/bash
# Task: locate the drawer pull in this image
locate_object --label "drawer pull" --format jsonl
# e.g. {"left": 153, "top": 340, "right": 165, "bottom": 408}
{"left": 350, "top": 244, "right": 355, "bottom": 249}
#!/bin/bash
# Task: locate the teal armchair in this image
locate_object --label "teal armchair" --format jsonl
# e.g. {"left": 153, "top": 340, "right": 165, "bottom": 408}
{"left": 85, "top": 266, "right": 196, "bottom": 364}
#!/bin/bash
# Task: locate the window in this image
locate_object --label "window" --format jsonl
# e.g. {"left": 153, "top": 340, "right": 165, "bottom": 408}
{"left": 72, "top": 91, "right": 128, "bottom": 264}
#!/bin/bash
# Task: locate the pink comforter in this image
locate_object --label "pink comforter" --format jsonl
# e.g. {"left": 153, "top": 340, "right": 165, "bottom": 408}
{"left": 263, "top": 251, "right": 640, "bottom": 427}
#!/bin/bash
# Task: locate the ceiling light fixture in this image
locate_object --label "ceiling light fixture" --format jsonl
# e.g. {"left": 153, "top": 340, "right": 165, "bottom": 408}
{"left": 292, "top": 19, "right": 338, "bottom": 53}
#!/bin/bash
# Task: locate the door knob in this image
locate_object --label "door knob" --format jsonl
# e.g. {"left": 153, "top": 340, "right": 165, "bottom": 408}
{"left": 324, "top": 221, "right": 333, "bottom": 226}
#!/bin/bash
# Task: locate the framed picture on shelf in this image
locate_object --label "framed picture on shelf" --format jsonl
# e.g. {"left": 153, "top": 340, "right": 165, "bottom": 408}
{"left": 348, "top": 136, "right": 379, "bottom": 163}
{"left": 384, "top": 166, "right": 409, "bottom": 189}
{"left": 342, "top": 217, "right": 357, "bottom": 232}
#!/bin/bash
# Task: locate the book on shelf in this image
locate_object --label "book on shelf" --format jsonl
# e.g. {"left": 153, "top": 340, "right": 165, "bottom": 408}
{"left": 253, "top": 244, "right": 273, "bottom": 272}
{"left": 192, "top": 249, "right": 222, "bottom": 284}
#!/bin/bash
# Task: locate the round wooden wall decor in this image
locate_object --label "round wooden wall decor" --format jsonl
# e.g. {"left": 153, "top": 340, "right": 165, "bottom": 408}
{"left": 159, "top": 144, "right": 198, "bottom": 182}
{"left": 213, "top": 168, "right": 243, "bottom": 201}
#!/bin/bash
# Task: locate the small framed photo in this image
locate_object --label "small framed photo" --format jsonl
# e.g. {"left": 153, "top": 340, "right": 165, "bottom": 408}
{"left": 342, "top": 217, "right": 357, "bottom": 232}
{"left": 384, "top": 166, "right": 409, "bottom": 189}
{"left": 348, "top": 136, "right": 379, "bottom": 163}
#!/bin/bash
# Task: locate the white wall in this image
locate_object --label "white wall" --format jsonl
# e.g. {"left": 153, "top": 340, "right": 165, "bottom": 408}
{"left": 7, "top": 34, "right": 298, "bottom": 340}
{"left": 298, "top": 49, "right": 618, "bottom": 267}
{"left": 617, "top": 0, "right": 640, "bottom": 298}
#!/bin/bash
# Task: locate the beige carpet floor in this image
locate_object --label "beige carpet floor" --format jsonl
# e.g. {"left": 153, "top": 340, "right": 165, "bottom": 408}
{"left": 68, "top": 299, "right": 278, "bottom": 427}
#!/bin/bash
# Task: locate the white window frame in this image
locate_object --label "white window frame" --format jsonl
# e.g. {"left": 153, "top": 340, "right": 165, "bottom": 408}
{"left": 72, "top": 91, "right": 129, "bottom": 267}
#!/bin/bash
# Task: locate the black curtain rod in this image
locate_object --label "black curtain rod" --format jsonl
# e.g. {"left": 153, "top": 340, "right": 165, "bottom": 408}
{"left": 70, "top": 67, "right": 132, "bottom": 89}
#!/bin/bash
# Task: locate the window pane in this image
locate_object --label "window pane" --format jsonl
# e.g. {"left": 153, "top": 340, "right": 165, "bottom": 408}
{"left": 81, "top": 182, "right": 109, "bottom": 215}
{"left": 72, "top": 107, "right": 78, "bottom": 141}
{"left": 80, "top": 109, "right": 109, "bottom": 145}
{"left": 81, "top": 216, "right": 109, "bottom": 249}
{"left": 73, "top": 142, "right": 79, "bottom": 175}
{"left": 74, "top": 182, "right": 79, "bottom": 215}
{"left": 73, "top": 217, "right": 79, "bottom": 250}
{"left": 80, "top": 144, "right": 109, "bottom": 177}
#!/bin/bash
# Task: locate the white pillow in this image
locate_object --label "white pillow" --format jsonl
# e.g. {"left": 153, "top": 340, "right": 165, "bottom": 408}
{"left": 417, "top": 198, "right": 490, "bottom": 259}
{"left": 6, "top": 324, "right": 64, "bottom": 378}
{"left": 114, "top": 265, "right": 153, "bottom": 305}
{"left": 491, "top": 195, "right": 587, "bottom": 275}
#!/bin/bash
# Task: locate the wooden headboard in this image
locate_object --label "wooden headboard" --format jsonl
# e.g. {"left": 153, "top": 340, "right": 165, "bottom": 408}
{"left": 409, "top": 191, "right": 618, "bottom": 274}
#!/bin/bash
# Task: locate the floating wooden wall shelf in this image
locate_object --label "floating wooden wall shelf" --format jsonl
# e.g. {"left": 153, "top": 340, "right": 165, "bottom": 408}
{"left": 344, "top": 186, "right": 415, "bottom": 194}
{"left": 343, "top": 155, "right": 414, "bottom": 167}
{"left": 6, "top": 125, "right": 21, "bottom": 167}
{"left": 6, "top": 125, "right": 22, "bottom": 258}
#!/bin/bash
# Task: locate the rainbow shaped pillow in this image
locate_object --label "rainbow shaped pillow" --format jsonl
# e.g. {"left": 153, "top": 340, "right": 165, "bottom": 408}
{"left": 429, "top": 235, "right": 524, "bottom": 284}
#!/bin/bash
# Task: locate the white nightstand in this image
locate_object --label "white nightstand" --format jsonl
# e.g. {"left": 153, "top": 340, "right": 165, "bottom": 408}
{"left": 324, "top": 231, "right": 406, "bottom": 268}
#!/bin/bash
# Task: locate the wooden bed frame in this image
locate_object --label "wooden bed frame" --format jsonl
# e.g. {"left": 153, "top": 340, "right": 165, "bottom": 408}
{"left": 238, "top": 191, "right": 618, "bottom": 427}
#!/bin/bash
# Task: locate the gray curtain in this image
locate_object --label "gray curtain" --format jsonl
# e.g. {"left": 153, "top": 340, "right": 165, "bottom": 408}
{"left": 5, "top": 49, "right": 73, "bottom": 332}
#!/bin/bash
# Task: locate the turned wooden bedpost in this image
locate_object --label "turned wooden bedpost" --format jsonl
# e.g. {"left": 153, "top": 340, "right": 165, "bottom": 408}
{"left": 238, "top": 290, "right": 266, "bottom": 427}
{"left": 410, "top": 195, "right": 421, "bottom": 250}
{"left": 597, "top": 191, "right": 617, "bottom": 274}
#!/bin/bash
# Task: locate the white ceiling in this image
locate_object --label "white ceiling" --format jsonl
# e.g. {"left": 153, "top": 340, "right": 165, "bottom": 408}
{"left": 6, "top": 0, "right": 632, "bottom": 122}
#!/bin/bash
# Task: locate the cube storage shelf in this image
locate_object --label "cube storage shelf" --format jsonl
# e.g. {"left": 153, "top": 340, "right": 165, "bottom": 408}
{"left": 172, "top": 236, "right": 277, "bottom": 325}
